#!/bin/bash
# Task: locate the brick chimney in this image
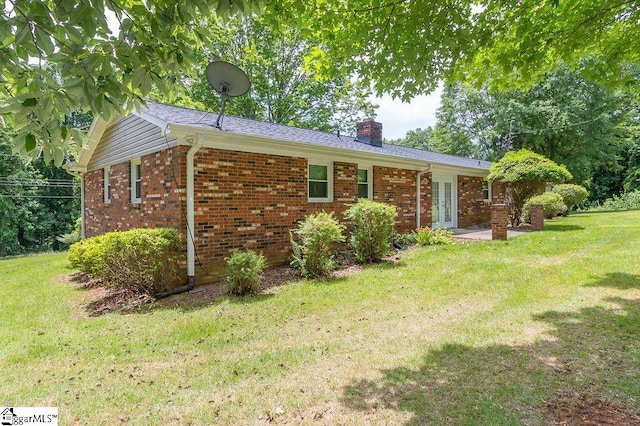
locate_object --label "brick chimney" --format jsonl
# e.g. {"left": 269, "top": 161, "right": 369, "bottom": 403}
{"left": 356, "top": 118, "right": 383, "bottom": 147}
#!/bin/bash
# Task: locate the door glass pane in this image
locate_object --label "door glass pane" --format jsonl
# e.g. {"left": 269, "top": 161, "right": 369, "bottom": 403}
{"left": 432, "top": 181, "right": 440, "bottom": 225}
{"left": 444, "top": 182, "right": 452, "bottom": 222}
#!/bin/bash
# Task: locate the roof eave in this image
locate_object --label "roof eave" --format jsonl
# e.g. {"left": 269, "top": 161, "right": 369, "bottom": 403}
{"left": 167, "top": 123, "right": 490, "bottom": 173}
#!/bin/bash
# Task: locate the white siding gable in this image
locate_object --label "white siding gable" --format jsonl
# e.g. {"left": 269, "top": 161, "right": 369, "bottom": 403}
{"left": 87, "top": 114, "right": 177, "bottom": 171}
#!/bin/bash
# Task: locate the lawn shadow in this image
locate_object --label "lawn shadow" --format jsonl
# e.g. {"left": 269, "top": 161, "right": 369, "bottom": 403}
{"left": 544, "top": 223, "right": 585, "bottom": 232}
{"left": 585, "top": 272, "right": 640, "bottom": 290}
{"left": 341, "top": 297, "right": 640, "bottom": 425}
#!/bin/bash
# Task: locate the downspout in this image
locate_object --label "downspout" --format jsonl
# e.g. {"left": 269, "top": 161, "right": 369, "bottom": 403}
{"left": 80, "top": 174, "right": 85, "bottom": 238}
{"left": 186, "top": 134, "right": 204, "bottom": 286}
{"left": 416, "top": 165, "right": 432, "bottom": 229}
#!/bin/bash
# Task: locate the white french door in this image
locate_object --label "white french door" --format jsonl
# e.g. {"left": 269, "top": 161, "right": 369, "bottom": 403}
{"left": 432, "top": 175, "right": 456, "bottom": 228}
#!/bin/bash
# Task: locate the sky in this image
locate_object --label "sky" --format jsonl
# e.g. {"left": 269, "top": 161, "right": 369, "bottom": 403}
{"left": 371, "top": 88, "right": 442, "bottom": 140}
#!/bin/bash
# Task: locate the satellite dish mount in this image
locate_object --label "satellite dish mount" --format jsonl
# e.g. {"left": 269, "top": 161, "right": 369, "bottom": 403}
{"left": 205, "top": 61, "right": 251, "bottom": 129}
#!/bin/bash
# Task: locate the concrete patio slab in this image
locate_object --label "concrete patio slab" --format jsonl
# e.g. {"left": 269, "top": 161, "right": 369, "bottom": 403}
{"left": 452, "top": 228, "right": 528, "bottom": 241}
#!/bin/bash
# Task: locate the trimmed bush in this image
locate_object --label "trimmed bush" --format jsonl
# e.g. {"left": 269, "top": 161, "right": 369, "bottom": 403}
{"left": 68, "top": 228, "right": 182, "bottom": 295}
{"left": 552, "top": 184, "right": 588, "bottom": 213}
{"left": 290, "top": 211, "right": 346, "bottom": 277}
{"left": 522, "top": 192, "right": 566, "bottom": 223}
{"left": 225, "top": 250, "right": 266, "bottom": 296}
{"left": 415, "top": 227, "right": 455, "bottom": 246}
{"left": 344, "top": 200, "right": 397, "bottom": 263}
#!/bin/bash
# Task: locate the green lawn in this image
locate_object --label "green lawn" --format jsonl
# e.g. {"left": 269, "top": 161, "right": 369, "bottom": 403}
{"left": 1, "top": 211, "right": 639, "bottom": 425}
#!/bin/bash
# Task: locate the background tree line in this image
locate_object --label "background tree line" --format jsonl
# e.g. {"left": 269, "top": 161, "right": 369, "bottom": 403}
{"left": 388, "top": 65, "right": 640, "bottom": 204}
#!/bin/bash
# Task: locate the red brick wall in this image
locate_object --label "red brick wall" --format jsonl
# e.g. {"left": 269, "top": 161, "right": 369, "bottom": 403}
{"left": 84, "top": 145, "right": 500, "bottom": 284}
{"left": 373, "top": 166, "right": 420, "bottom": 232}
{"left": 457, "top": 175, "right": 492, "bottom": 228}
{"left": 84, "top": 146, "right": 187, "bottom": 238}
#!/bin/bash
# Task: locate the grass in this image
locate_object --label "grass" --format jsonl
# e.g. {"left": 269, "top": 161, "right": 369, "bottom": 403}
{"left": 1, "top": 211, "right": 639, "bottom": 424}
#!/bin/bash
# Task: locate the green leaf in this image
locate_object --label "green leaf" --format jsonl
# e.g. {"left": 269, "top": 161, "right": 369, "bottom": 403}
{"left": 22, "top": 98, "right": 38, "bottom": 107}
{"left": 25, "top": 134, "right": 36, "bottom": 152}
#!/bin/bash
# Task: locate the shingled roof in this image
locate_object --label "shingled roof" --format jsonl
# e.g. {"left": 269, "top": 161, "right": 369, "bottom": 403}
{"left": 142, "top": 101, "right": 492, "bottom": 171}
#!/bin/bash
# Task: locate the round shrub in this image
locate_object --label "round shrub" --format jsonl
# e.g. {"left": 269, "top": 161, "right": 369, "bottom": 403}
{"left": 522, "top": 192, "right": 567, "bottom": 223}
{"left": 290, "top": 211, "right": 346, "bottom": 277}
{"left": 552, "top": 184, "right": 588, "bottom": 213}
{"left": 68, "top": 228, "right": 182, "bottom": 295}
{"left": 225, "top": 250, "right": 266, "bottom": 296}
{"left": 344, "top": 200, "right": 397, "bottom": 263}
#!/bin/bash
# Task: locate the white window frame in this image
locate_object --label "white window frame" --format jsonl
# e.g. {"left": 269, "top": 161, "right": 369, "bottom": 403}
{"left": 104, "top": 166, "right": 111, "bottom": 203}
{"left": 483, "top": 179, "right": 492, "bottom": 202}
{"left": 131, "top": 158, "right": 142, "bottom": 203}
{"left": 307, "top": 161, "right": 333, "bottom": 202}
{"left": 357, "top": 166, "right": 373, "bottom": 200}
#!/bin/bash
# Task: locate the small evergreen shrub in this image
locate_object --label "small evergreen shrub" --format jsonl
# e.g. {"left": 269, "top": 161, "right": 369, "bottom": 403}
{"left": 552, "top": 184, "right": 588, "bottom": 213}
{"left": 522, "top": 192, "right": 566, "bottom": 223}
{"left": 225, "top": 250, "right": 266, "bottom": 296}
{"left": 290, "top": 211, "right": 345, "bottom": 277}
{"left": 415, "top": 227, "right": 454, "bottom": 246}
{"left": 344, "top": 200, "right": 397, "bottom": 263}
{"left": 68, "top": 228, "right": 182, "bottom": 295}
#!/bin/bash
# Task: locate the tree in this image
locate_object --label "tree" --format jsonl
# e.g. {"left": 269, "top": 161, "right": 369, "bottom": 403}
{"left": 178, "top": 16, "right": 376, "bottom": 132}
{"left": 0, "top": 130, "right": 79, "bottom": 256}
{"left": 3, "top": 0, "right": 638, "bottom": 161}
{"left": 271, "top": 1, "right": 640, "bottom": 98}
{"left": 488, "top": 149, "right": 572, "bottom": 226}
{"left": 0, "top": 0, "right": 253, "bottom": 164}
{"left": 433, "top": 68, "right": 635, "bottom": 187}
{"left": 386, "top": 128, "right": 433, "bottom": 151}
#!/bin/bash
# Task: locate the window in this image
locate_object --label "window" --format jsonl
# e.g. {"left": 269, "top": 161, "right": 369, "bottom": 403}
{"left": 482, "top": 179, "right": 491, "bottom": 202}
{"left": 308, "top": 162, "right": 332, "bottom": 202}
{"left": 131, "top": 159, "right": 142, "bottom": 202}
{"left": 104, "top": 166, "right": 111, "bottom": 203}
{"left": 357, "top": 168, "right": 372, "bottom": 199}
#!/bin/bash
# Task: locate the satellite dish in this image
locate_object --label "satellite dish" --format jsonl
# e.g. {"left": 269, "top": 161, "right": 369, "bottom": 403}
{"left": 205, "top": 61, "right": 251, "bottom": 129}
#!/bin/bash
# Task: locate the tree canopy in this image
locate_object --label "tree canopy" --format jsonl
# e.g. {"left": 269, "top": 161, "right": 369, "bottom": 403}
{"left": 430, "top": 68, "right": 637, "bottom": 188}
{"left": 177, "top": 15, "right": 376, "bottom": 132}
{"left": 2, "top": 0, "right": 638, "bottom": 162}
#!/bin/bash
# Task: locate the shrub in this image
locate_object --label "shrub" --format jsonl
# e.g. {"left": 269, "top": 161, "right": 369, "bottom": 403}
{"left": 552, "top": 184, "right": 588, "bottom": 213}
{"left": 393, "top": 232, "right": 417, "bottom": 247}
{"left": 290, "top": 211, "right": 345, "bottom": 277}
{"left": 587, "top": 190, "right": 640, "bottom": 212}
{"left": 344, "top": 200, "right": 397, "bottom": 263}
{"left": 225, "top": 250, "right": 266, "bottom": 296}
{"left": 522, "top": 192, "right": 566, "bottom": 223}
{"left": 415, "top": 227, "right": 455, "bottom": 246}
{"left": 488, "top": 149, "right": 572, "bottom": 226}
{"left": 68, "top": 228, "right": 182, "bottom": 295}
{"left": 56, "top": 217, "right": 82, "bottom": 246}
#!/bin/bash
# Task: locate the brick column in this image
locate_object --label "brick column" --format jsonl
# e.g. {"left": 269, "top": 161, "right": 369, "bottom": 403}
{"left": 530, "top": 204, "right": 544, "bottom": 231}
{"left": 492, "top": 204, "right": 508, "bottom": 240}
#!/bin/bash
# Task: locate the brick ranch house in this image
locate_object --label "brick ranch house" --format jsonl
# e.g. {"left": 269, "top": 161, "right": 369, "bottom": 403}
{"left": 67, "top": 101, "right": 504, "bottom": 285}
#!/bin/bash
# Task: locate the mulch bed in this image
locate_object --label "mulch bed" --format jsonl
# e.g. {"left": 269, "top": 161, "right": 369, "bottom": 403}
{"left": 67, "top": 249, "right": 386, "bottom": 316}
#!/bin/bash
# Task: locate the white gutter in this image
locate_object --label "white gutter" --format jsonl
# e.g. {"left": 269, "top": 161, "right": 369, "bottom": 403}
{"left": 416, "top": 166, "right": 432, "bottom": 229}
{"left": 186, "top": 135, "right": 204, "bottom": 285}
